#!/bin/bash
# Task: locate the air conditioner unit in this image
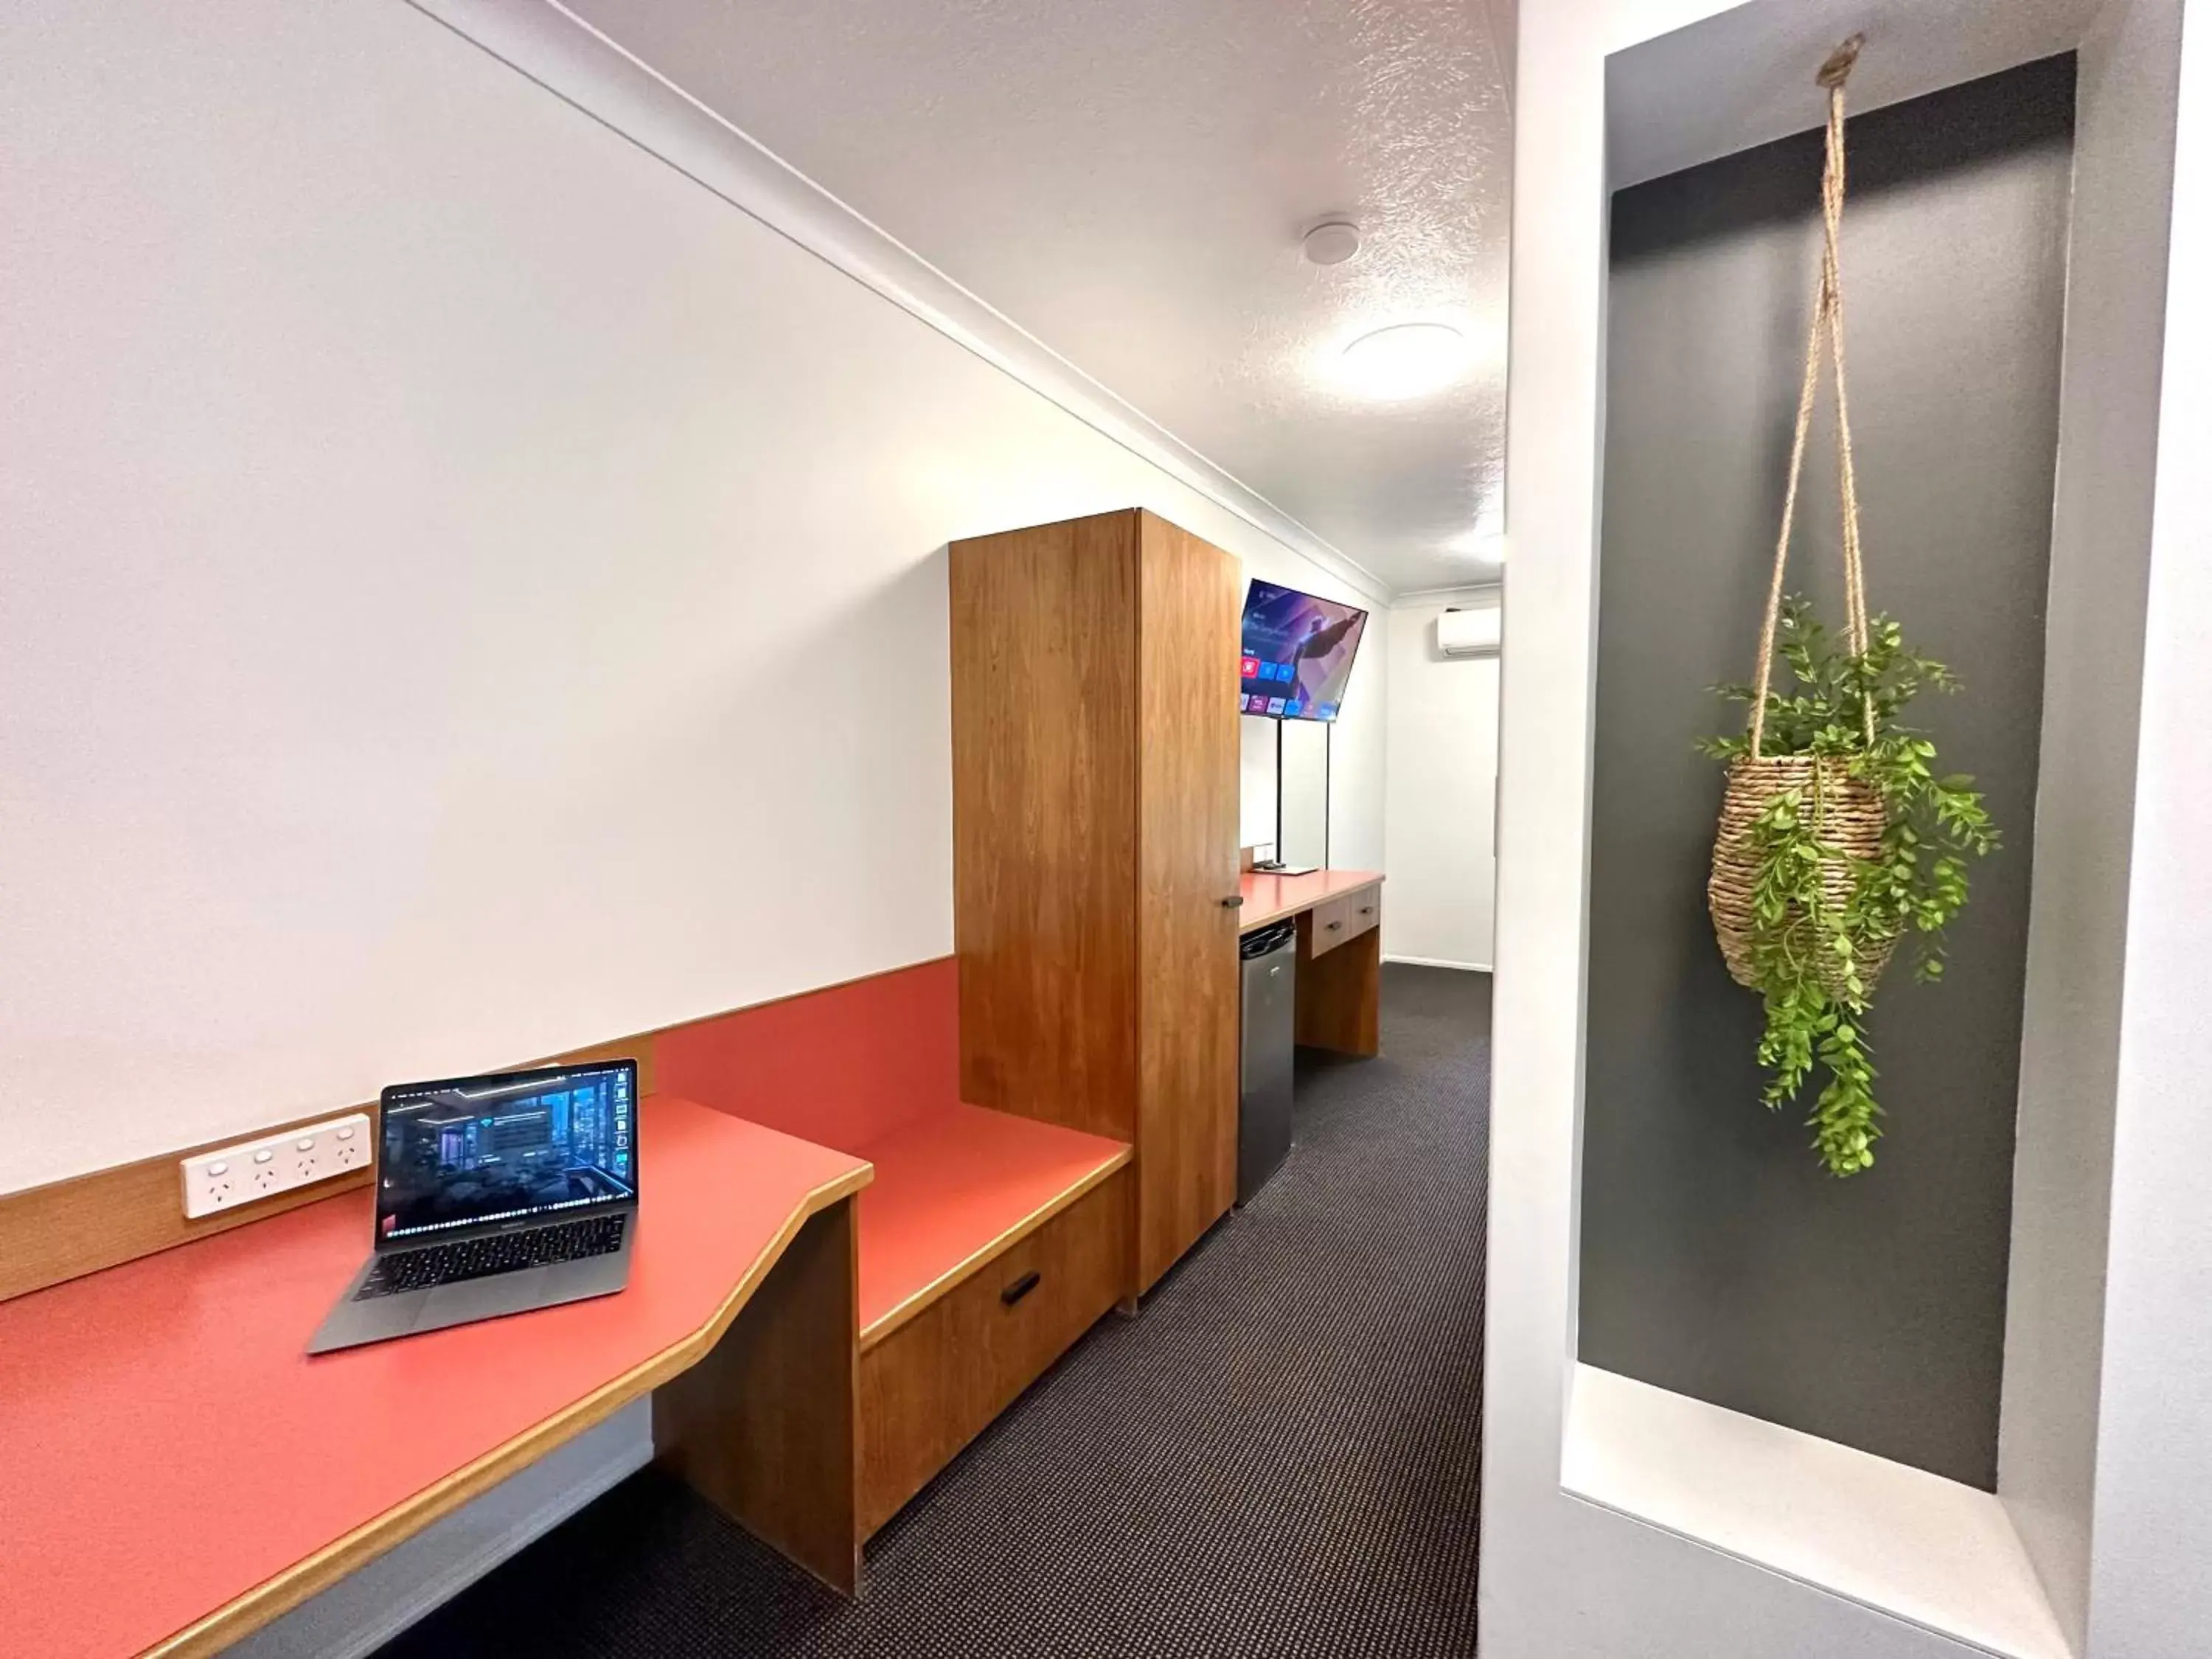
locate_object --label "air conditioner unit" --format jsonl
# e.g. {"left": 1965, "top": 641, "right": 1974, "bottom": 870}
{"left": 1436, "top": 605, "right": 1502, "bottom": 657}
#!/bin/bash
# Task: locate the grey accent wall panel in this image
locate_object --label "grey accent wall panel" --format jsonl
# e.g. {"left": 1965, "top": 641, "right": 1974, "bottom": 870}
{"left": 1579, "top": 55, "right": 2074, "bottom": 1489}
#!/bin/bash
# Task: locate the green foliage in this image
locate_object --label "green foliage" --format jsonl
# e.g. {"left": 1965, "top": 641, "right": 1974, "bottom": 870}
{"left": 1699, "top": 598, "right": 1998, "bottom": 1176}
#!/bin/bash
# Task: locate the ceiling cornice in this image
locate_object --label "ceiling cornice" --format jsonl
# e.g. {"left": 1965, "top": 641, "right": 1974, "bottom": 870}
{"left": 404, "top": 0, "right": 1397, "bottom": 605}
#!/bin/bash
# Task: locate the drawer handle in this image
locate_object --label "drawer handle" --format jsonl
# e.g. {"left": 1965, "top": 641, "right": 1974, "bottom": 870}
{"left": 1360, "top": 905, "right": 1374, "bottom": 916}
{"left": 1326, "top": 920, "right": 1343, "bottom": 931}
{"left": 1220, "top": 895, "right": 1245, "bottom": 909}
{"left": 1001, "top": 1270, "right": 1042, "bottom": 1307}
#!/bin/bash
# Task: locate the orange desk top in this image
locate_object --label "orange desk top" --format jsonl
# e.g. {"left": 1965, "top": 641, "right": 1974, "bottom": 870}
{"left": 1239, "top": 867, "right": 1384, "bottom": 933}
{"left": 0, "top": 1096, "right": 870, "bottom": 1659}
{"left": 853, "top": 1102, "right": 1130, "bottom": 1344}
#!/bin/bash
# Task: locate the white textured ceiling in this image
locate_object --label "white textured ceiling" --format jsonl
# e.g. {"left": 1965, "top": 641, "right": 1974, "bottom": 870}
{"left": 563, "top": 0, "right": 1513, "bottom": 595}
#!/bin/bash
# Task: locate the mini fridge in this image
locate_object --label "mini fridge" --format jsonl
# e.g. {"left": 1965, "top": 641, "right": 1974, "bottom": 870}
{"left": 1237, "top": 919, "right": 1297, "bottom": 1203}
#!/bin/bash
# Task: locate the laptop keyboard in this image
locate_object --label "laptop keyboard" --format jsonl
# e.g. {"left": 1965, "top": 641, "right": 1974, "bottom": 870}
{"left": 354, "top": 1214, "right": 627, "bottom": 1301}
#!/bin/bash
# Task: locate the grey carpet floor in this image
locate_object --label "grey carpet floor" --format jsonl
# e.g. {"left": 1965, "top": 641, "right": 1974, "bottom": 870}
{"left": 380, "top": 963, "right": 1491, "bottom": 1658}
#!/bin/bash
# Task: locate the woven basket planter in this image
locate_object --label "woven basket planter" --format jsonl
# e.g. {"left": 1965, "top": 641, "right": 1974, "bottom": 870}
{"left": 1709, "top": 754, "right": 1896, "bottom": 996}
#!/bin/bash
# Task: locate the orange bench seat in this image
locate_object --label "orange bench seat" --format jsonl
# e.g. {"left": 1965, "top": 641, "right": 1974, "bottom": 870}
{"left": 655, "top": 965, "right": 1131, "bottom": 1335}
{"left": 853, "top": 1102, "right": 1129, "bottom": 1343}
{"left": 655, "top": 961, "right": 1137, "bottom": 1537}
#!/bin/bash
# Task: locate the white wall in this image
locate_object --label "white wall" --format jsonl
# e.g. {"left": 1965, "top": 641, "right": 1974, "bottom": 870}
{"left": 1485, "top": 2, "right": 1909, "bottom": 1646}
{"left": 1238, "top": 709, "right": 1353, "bottom": 867}
{"left": 1382, "top": 591, "right": 1499, "bottom": 970}
{"left": 2000, "top": 0, "right": 2185, "bottom": 1644}
{"left": 1239, "top": 718, "right": 1279, "bottom": 852}
{"left": 0, "top": 0, "right": 1383, "bottom": 1195}
{"left": 2084, "top": 4, "right": 2212, "bottom": 1649}
{"left": 1279, "top": 719, "right": 1332, "bottom": 867}
{"left": 1484, "top": 1, "right": 2211, "bottom": 1655}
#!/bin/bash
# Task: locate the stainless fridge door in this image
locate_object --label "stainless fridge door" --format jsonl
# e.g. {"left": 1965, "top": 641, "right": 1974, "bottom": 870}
{"left": 1238, "top": 936, "right": 1297, "bottom": 1203}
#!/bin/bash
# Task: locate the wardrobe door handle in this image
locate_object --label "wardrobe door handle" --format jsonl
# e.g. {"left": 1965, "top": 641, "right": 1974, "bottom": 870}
{"left": 1220, "top": 895, "right": 1245, "bottom": 909}
{"left": 1001, "top": 1270, "right": 1042, "bottom": 1307}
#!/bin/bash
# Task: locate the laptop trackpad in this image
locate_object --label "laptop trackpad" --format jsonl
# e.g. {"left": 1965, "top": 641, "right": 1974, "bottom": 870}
{"left": 420, "top": 1269, "right": 551, "bottom": 1331}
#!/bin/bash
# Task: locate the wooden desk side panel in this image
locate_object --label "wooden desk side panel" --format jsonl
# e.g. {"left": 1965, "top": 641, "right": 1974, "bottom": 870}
{"left": 1133, "top": 515, "right": 1242, "bottom": 1291}
{"left": 950, "top": 514, "right": 1141, "bottom": 1141}
{"left": 653, "top": 1196, "right": 860, "bottom": 1595}
{"left": 1296, "top": 923, "right": 1382, "bottom": 1056}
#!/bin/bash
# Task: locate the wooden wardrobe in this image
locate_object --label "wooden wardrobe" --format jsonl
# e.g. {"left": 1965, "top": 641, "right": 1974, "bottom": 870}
{"left": 950, "top": 509, "right": 1242, "bottom": 1294}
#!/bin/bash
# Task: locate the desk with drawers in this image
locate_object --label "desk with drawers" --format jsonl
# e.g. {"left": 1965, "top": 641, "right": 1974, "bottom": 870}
{"left": 1238, "top": 869, "right": 1385, "bottom": 1057}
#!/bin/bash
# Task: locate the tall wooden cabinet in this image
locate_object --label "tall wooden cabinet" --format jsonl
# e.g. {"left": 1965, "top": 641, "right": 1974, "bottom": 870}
{"left": 950, "top": 509, "right": 1242, "bottom": 1293}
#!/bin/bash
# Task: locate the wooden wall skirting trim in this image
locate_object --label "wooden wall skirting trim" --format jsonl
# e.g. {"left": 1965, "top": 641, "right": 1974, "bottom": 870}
{"left": 0, "top": 1106, "right": 382, "bottom": 1306}
{"left": 0, "top": 956, "right": 954, "bottom": 1305}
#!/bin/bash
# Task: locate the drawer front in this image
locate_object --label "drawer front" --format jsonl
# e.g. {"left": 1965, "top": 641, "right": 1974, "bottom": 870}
{"left": 1306, "top": 894, "right": 1349, "bottom": 956}
{"left": 1340, "top": 886, "right": 1381, "bottom": 944}
{"left": 1304, "top": 888, "right": 1380, "bottom": 960}
{"left": 857, "top": 1165, "right": 1130, "bottom": 1536}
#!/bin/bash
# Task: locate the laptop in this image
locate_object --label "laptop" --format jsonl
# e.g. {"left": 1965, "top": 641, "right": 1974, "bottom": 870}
{"left": 307, "top": 1059, "right": 639, "bottom": 1355}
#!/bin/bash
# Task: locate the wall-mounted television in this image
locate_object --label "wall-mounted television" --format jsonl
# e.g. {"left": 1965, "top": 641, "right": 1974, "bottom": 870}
{"left": 1238, "top": 580, "right": 1368, "bottom": 721}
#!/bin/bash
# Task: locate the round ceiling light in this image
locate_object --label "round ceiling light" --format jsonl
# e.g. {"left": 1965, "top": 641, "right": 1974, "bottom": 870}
{"left": 1336, "top": 322, "right": 1470, "bottom": 400}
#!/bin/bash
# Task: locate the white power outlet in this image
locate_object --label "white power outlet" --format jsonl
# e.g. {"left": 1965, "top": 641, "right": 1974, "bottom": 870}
{"left": 180, "top": 1112, "right": 373, "bottom": 1220}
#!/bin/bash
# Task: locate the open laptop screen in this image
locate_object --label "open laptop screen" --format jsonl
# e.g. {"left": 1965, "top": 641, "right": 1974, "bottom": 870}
{"left": 376, "top": 1061, "right": 637, "bottom": 1245}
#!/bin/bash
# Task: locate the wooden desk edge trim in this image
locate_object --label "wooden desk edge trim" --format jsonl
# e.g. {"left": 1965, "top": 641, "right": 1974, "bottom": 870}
{"left": 139, "top": 1161, "right": 873, "bottom": 1659}
{"left": 856, "top": 1145, "right": 1133, "bottom": 1352}
{"left": 1239, "top": 874, "right": 1384, "bottom": 934}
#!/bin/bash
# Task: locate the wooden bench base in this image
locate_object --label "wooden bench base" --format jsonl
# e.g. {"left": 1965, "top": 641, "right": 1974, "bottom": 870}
{"left": 857, "top": 1166, "right": 1131, "bottom": 1537}
{"left": 651, "top": 965, "right": 1141, "bottom": 1561}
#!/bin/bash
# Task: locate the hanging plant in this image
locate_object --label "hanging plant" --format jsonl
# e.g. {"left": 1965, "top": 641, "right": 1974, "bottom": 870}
{"left": 1697, "top": 38, "right": 1998, "bottom": 1178}
{"left": 1700, "top": 602, "right": 1997, "bottom": 1175}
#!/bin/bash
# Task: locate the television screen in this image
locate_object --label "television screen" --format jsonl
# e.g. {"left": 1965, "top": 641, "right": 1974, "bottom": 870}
{"left": 1238, "top": 580, "right": 1368, "bottom": 721}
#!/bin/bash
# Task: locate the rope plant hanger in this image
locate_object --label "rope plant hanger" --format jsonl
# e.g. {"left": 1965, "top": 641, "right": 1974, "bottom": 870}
{"left": 1698, "top": 36, "right": 1999, "bottom": 1178}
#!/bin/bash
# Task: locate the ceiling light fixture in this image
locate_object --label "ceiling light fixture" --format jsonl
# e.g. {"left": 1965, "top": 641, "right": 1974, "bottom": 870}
{"left": 1336, "top": 322, "right": 1470, "bottom": 401}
